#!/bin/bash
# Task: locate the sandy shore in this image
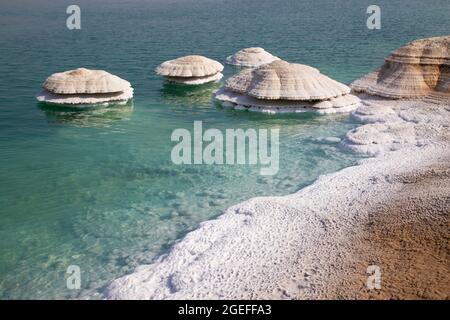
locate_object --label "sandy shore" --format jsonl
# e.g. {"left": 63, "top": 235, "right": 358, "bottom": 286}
{"left": 104, "top": 96, "right": 449, "bottom": 299}
{"left": 346, "top": 161, "right": 449, "bottom": 299}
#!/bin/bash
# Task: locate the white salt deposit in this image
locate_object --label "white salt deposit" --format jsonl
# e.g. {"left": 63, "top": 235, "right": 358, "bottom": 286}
{"left": 165, "top": 73, "right": 223, "bottom": 85}
{"left": 343, "top": 95, "right": 450, "bottom": 155}
{"left": 351, "top": 101, "right": 402, "bottom": 123}
{"left": 213, "top": 88, "right": 360, "bottom": 114}
{"left": 343, "top": 122, "right": 416, "bottom": 156}
{"left": 36, "top": 87, "right": 134, "bottom": 106}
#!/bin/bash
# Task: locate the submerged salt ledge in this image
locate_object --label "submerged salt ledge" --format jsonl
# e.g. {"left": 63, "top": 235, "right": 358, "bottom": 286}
{"left": 36, "top": 87, "right": 134, "bottom": 106}
{"left": 213, "top": 88, "right": 360, "bottom": 114}
{"left": 165, "top": 73, "right": 223, "bottom": 85}
{"left": 104, "top": 95, "right": 450, "bottom": 299}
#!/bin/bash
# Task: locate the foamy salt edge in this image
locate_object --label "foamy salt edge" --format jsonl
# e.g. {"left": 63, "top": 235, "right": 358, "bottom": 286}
{"left": 104, "top": 95, "right": 450, "bottom": 299}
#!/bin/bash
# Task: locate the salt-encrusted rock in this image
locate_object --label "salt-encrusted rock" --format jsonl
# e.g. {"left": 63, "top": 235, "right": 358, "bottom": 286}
{"left": 351, "top": 36, "right": 450, "bottom": 101}
{"left": 225, "top": 60, "right": 350, "bottom": 100}
{"left": 43, "top": 68, "right": 132, "bottom": 94}
{"left": 155, "top": 55, "right": 224, "bottom": 85}
{"left": 351, "top": 102, "right": 402, "bottom": 123}
{"left": 214, "top": 60, "right": 359, "bottom": 114}
{"left": 225, "top": 47, "right": 280, "bottom": 67}
{"left": 36, "top": 68, "right": 134, "bottom": 105}
{"left": 342, "top": 122, "right": 416, "bottom": 155}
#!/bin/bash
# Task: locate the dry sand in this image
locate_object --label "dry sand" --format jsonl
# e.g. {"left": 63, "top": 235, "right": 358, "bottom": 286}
{"left": 310, "top": 160, "right": 450, "bottom": 299}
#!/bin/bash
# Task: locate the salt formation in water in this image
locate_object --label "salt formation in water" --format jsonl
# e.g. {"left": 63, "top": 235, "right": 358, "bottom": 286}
{"left": 226, "top": 47, "right": 280, "bottom": 67}
{"left": 213, "top": 60, "right": 360, "bottom": 114}
{"left": 36, "top": 68, "right": 134, "bottom": 105}
{"left": 155, "top": 55, "right": 224, "bottom": 85}
{"left": 351, "top": 36, "right": 449, "bottom": 103}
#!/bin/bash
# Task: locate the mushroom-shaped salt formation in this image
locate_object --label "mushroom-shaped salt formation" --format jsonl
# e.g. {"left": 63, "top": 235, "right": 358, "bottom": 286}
{"left": 225, "top": 47, "right": 280, "bottom": 67}
{"left": 155, "top": 55, "right": 224, "bottom": 85}
{"left": 351, "top": 36, "right": 450, "bottom": 102}
{"left": 36, "top": 68, "right": 133, "bottom": 106}
{"left": 213, "top": 60, "right": 360, "bottom": 114}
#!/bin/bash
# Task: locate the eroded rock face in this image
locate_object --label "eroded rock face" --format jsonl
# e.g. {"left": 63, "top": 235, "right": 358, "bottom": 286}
{"left": 351, "top": 36, "right": 450, "bottom": 101}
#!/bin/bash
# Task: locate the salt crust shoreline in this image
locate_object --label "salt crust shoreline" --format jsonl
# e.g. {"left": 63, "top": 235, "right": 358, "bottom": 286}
{"left": 104, "top": 95, "right": 449, "bottom": 299}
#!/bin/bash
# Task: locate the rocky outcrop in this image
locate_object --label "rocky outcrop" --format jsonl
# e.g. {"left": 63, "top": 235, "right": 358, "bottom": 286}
{"left": 351, "top": 36, "right": 449, "bottom": 102}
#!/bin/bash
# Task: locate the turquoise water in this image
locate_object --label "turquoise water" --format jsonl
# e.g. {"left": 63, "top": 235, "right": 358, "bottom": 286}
{"left": 0, "top": 0, "right": 448, "bottom": 299}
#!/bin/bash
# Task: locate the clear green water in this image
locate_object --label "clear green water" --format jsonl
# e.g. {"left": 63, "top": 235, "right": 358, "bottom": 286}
{"left": 0, "top": 0, "right": 448, "bottom": 299}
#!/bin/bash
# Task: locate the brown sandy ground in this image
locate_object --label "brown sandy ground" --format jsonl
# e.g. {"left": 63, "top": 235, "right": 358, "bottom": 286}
{"left": 323, "top": 162, "right": 450, "bottom": 299}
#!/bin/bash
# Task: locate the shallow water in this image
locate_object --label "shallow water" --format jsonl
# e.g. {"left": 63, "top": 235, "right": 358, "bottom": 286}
{"left": 0, "top": 0, "right": 448, "bottom": 299}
